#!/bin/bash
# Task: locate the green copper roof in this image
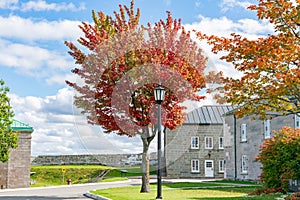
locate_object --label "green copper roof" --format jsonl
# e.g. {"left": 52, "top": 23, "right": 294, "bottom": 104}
{"left": 11, "top": 120, "right": 33, "bottom": 132}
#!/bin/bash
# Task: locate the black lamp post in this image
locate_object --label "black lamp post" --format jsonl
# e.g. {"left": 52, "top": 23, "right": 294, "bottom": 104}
{"left": 154, "top": 85, "right": 165, "bottom": 199}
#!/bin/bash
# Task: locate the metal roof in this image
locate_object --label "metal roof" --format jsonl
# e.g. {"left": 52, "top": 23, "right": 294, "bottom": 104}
{"left": 184, "top": 105, "right": 236, "bottom": 125}
{"left": 11, "top": 120, "right": 33, "bottom": 132}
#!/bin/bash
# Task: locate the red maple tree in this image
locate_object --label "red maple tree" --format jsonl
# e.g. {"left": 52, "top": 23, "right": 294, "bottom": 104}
{"left": 65, "top": 1, "right": 206, "bottom": 192}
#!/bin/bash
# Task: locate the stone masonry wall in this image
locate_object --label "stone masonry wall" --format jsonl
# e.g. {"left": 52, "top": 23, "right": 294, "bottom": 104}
{"left": 31, "top": 154, "right": 144, "bottom": 167}
{"left": 224, "top": 114, "right": 297, "bottom": 181}
{"left": 7, "top": 132, "right": 32, "bottom": 189}
{"left": 166, "top": 124, "right": 225, "bottom": 178}
{"left": 0, "top": 162, "right": 8, "bottom": 189}
{"left": 0, "top": 131, "right": 32, "bottom": 189}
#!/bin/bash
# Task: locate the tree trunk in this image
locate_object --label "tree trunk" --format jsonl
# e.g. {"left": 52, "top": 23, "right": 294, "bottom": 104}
{"left": 140, "top": 136, "right": 150, "bottom": 193}
{"left": 140, "top": 127, "right": 155, "bottom": 193}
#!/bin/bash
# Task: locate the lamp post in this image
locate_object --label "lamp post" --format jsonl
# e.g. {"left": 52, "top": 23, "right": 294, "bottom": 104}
{"left": 154, "top": 85, "right": 165, "bottom": 199}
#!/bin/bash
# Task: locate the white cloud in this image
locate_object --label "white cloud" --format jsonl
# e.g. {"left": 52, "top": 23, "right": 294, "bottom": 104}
{"left": 0, "top": 0, "right": 18, "bottom": 9}
{"left": 186, "top": 15, "right": 274, "bottom": 38}
{"left": 219, "top": 0, "right": 253, "bottom": 12}
{"left": 183, "top": 15, "right": 274, "bottom": 106}
{"left": 9, "top": 88, "right": 144, "bottom": 155}
{"left": 0, "top": 15, "right": 82, "bottom": 41}
{"left": 0, "top": 0, "right": 85, "bottom": 12}
{"left": 0, "top": 15, "right": 83, "bottom": 84}
{"left": 184, "top": 15, "right": 274, "bottom": 74}
{"left": 20, "top": 0, "right": 85, "bottom": 12}
{"left": 46, "top": 73, "right": 76, "bottom": 86}
{"left": 0, "top": 39, "right": 74, "bottom": 80}
{"left": 183, "top": 15, "right": 274, "bottom": 80}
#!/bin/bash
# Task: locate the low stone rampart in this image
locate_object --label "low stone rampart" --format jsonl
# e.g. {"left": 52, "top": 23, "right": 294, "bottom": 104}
{"left": 31, "top": 154, "right": 144, "bottom": 167}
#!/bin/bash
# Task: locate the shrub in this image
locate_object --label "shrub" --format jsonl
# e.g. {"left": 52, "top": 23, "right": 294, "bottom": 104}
{"left": 248, "top": 187, "right": 286, "bottom": 196}
{"left": 284, "top": 191, "right": 300, "bottom": 200}
{"left": 256, "top": 127, "right": 300, "bottom": 191}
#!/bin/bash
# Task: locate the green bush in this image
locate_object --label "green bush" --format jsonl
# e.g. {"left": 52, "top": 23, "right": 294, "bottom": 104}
{"left": 256, "top": 126, "right": 300, "bottom": 191}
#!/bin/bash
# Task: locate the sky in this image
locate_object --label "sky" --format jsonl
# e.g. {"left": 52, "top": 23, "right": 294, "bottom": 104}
{"left": 0, "top": 0, "right": 275, "bottom": 156}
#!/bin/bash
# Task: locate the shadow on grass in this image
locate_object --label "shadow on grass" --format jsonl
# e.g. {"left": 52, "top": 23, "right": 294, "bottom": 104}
{"left": 187, "top": 193, "right": 283, "bottom": 200}
{"left": 152, "top": 182, "right": 229, "bottom": 189}
{"left": 208, "top": 179, "right": 260, "bottom": 185}
{"left": 188, "top": 198, "right": 244, "bottom": 200}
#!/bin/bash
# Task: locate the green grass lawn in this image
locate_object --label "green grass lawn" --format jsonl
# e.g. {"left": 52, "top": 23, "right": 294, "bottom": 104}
{"left": 30, "top": 165, "right": 115, "bottom": 187}
{"left": 30, "top": 165, "right": 152, "bottom": 187}
{"left": 30, "top": 165, "right": 286, "bottom": 199}
{"left": 105, "top": 166, "right": 157, "bottom": 177}
{"left": 100, "top": 177, "right": 128, "bottom": 182}
{"left": 91, "top": 182, "right": 284, "bottom": 200}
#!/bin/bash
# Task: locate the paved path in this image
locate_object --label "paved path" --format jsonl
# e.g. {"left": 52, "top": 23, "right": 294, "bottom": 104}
{"left": 0, "top": 180, "right": 136, "bottom": 200}
{"left": 0, "top": 178, "right": 243, "bottom": 200}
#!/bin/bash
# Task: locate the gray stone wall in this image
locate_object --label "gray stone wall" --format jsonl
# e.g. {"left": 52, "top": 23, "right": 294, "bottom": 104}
{"left": 166, "top": 124, "right": 225, "bottom": 178}
{"left": 0, "top": 162, "right": 8, "bottom": 189}
{"left": 7, "top": 132, "right": 32, "bottom": 189}
{"left": 31, "top": 154, "right": 144, "bottom": 167}
{"left": 0, "top": 131, "right": 32, "bottom": 189}
{"left": 224, "top": 114, "right": 297, "bottom": 181}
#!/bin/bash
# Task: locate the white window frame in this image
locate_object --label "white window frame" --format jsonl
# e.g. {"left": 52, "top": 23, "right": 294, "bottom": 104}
{"left": 219, "top": 160, "right": 225, "bottom": 173}
{"left": 241, "top": 155, "right": 248, "bottom": 174}
{"left": 191, "top": 136, "right": 199, "bottom": 149}
{"left": 295, "top": 114, "right": 300, "bottom": 129}
{"left": 191, "top": 159, "right": 200, "bottom": 173}
{"left": 205, "top": 137, "right": 213, "bottom": 149}
{"left": 264, "top": 120, "right": 271, "bottom": 139}
{"left": 241, "top": 124, "right": 247, "bottom": 142}
{"left": 219, "top": 137, "right": 224, "bottom": 149}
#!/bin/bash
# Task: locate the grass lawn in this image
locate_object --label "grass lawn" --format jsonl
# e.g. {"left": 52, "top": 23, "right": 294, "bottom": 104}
{"left": 100, "top": 177, "right": 128, "bottom": 182}
{"left": 30, "top": 165, "right": 115, "bottom": 187}
{"left": 30, "top": 165, "right": 286, "bottom": 199}
{"left": 91, "top": 182, "right": 284, "bottom": 200}
{"left": 105, "top": 166, "right": 157, "bottom": 177}
{"left": 30, "top": 165, "right": 152, "bottom": 187}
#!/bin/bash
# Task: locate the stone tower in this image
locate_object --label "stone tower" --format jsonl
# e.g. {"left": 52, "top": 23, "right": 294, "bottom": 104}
{"left": 0, "top": 120, "right": 33, "bottom": 189}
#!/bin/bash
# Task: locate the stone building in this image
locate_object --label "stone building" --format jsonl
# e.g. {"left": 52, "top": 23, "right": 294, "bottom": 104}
{"left": 166, "top": 105, "right": 235, "bottom": 178}
{"left": 0, "top": 120, "right": 33, "bottom": 189}
{"left": 223, "top": 112, "right": 300, "bottom": 181}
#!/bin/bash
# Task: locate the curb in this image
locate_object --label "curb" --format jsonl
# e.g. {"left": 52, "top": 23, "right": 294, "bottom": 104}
{"left": 83, "top": 192, "right": 111, "bottom": 200}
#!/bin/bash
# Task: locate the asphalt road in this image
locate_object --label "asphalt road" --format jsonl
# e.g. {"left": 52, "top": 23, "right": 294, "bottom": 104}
{"left": 0, "top": 180, "right": 137, "bottom": 200}
{"left": 0, "top": 178, "right": 218, "bottom": 200}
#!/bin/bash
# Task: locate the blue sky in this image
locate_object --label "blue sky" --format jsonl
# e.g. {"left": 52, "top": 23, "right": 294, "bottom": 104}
{"left": 0, "top": 0, "right": 275, "bottom": 156}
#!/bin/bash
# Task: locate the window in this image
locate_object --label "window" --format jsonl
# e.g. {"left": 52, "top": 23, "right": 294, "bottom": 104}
{"left": 191, "top": 136, "right": 199, "bottom": 149}
{"left": 295, "top": 114, "right": 300, "bottom": 129}
{"left": 241, "top": 124, "right": 247, "bottom": 142}
{"left": 205, "top": 137, "right": 213, "bottom": 149}
{"left": 191, "top": 159, "right": 200, "bottom": 172}
{"left": 264, "top": 120, "right": 271, "bottom": 139}
{"left": 219, "top": 137, "right": 224, "bottom": 149}
{"left": 241, "top": 155, "right": 248, "bottom": 173}
{"left": 219, "top": 160, "right": 225, "bottom": 172}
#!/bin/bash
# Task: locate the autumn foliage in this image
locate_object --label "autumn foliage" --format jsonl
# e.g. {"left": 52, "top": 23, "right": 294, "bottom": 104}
{"left": 65, "top": 0, "right": 206, "bottom": 193}
{"left": 197, "top": 0, "right": 300, "bottom": 119}
{"left": 256, "top": 126, "right": 300, "bottom": 190}
{"left": 65, "top": 1, "right": 206, "bottom": 136}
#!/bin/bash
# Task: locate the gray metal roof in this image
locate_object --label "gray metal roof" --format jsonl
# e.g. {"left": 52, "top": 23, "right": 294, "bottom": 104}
{"left": 184, "top": 105, "right": 236, "bottom": 125}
